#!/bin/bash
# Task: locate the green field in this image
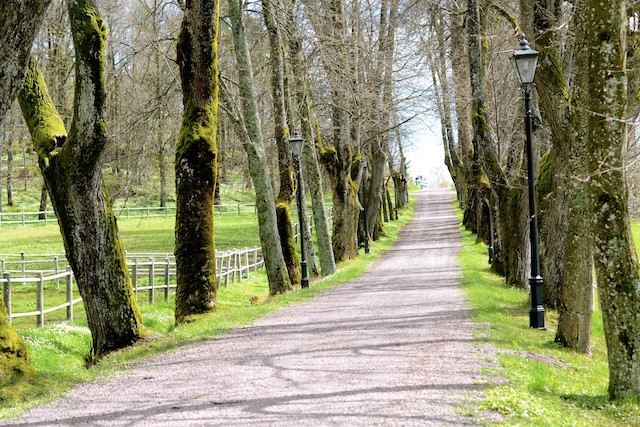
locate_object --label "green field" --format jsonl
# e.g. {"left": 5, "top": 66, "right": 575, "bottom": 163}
{"left": 0, "top": 213, "right": 261, "bottom": 255}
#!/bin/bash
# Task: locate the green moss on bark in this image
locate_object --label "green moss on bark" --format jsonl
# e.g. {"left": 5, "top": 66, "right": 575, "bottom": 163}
{"left": 0, "top": 306, "right": 32, "bottom": 383}
{"left": 276, "top": 202, "right": 301, "bottom": 286}
{"left": 174, "top": 0, "right": 220, "bottom": 323}
{"left": 18, "top": 57, "right": 67, "bottom": 161}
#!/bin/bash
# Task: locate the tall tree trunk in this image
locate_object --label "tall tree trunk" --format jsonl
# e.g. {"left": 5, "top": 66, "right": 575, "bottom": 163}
{"left": 174, "top": 0, "right": 220, "bottom": 322}
{"left": 228, "top": 0, "right": 291, "bottom": 294}
{"left": 304, "top": 0, "right": 359, "bottom": 262}
{"left": 578, "top": 0, "right": 640, "bottom": 399}
{"left": 466, "top": 0, "right": 529, "bottom": 288}
{"left": 38, "top": 181, "right": 48, "bottom": 220}
{"left": 0, "top": 0, "right": 52, "bottom": 119}
{"left": 6, "top": 137, "right": 13, "bottom": 206}
{"left": 533, "top": 0, "right": 593, "bottom": 352}
{"left": 262, "top": 0, "right": 301, "bottom": 286}
{"left": 19, "top": 0, "right": 144, "bottom": 360}
{"left": 287, "top": 8, "right": 336, "bottom": 275}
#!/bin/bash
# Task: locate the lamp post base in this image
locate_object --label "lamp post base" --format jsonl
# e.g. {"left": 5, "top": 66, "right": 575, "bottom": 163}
{"left": 300, "top": 260, "right": 309, "bottom": 289}
{"left": 529, "top": 275, "right": 545, "bottom": 329}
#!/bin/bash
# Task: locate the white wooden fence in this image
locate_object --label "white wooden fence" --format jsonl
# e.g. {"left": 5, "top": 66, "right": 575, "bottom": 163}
{"left": 0, "top": 203, "right": 259, "bottom": 227}
{"left": 1, "top": 247, "right": 264, "bottom": 326}
{"left": 0, "top": 203, "right": 333, "bottom": 228}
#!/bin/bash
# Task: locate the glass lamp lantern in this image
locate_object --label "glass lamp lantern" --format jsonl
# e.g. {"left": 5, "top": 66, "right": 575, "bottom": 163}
{"left": 511, "top": 34, "right": 539, "bottom": 85}
{"left": 289, "top": 132, "right": 304, "bottom": 157}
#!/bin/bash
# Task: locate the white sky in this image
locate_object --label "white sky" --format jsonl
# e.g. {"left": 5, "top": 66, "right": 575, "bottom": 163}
{"left": 405, "top": 115, "right": 453, "bottom": 188}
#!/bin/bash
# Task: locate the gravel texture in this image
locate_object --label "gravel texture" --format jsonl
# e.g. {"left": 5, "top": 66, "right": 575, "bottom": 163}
{"left": 8, "top": 190, "right": 493, "bottom": 426}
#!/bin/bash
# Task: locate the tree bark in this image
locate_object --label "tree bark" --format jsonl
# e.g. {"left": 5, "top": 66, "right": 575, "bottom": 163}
{"left": 174, "top": 0, "right": 220, "bottom": 322}
{"left": 38, "top": 181, "right": 48, "bottom": 220}
{"left": 303, "top": 0, "right": 359, "bottom": 262}
{"left": 6, "top": 137, "right": 14, "bottom": 206}
{"left": 0, "top": 0, "right": 52, "bottom": 120}
{"left": 288, "top": 30, "right": 336, "bottom": 276}
{"left": 578, "top": 0, "right": 640, "bottom": 399}
{"left": 261, "top": 0, "right": 301, "bottom": 286}
{"left": 533, "top": 0, "right": 593, "bottom": 353}
{"left": 19, "top": 0, "right": 144, "bottom": 359}
{"left": 227, "top": 0, "right": 292, "bottom": 294}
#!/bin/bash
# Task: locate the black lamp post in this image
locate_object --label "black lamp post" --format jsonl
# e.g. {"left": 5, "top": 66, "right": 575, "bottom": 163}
{"left": 511, "top": 34, "right": 545, "bottom": 329}
{"left": 362, "top": 160, "right": 370, "bottom": 254}
{"left": 289, "top": 131, "right": 309, "bottom": 289}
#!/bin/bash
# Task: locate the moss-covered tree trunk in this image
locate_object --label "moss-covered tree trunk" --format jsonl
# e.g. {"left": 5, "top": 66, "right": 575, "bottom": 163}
{"left": 577, "top": 0, "right": 640, "bottom": 399}
{"left": 0, "top": 0, "right": 52, "bottom": 119}
{"left": 174, "top": 0, "right": 220, "bottom": 322}
{"left": 467, "top": 0, "right": 508, "bottom": 277}
{"left": 228, "top": 0, "right": 291, "bottom": 295}
{"left": 0, "top": 1, "right": 53, "bottom": 378}
{"left": 302, "top": 0, "right": 359, "bottom": 262}
{"left": 0, "top": 302, "right": 32, "bottom": 382}
{"left": 449, "top": 1, "right": 475, "bottom": 221}
{"left": 533, "top": 0, "right": 593, "bottom": 353}
{"left": 287, "top": 9, "right": 336, "bottom": 276}
{"left": 364, "top": 0, "right": 399, "bottom": 241}
{"left": 261, "top": 0, "right": 301, "bottom": 286}
{"left": 18, "top": 0, "right": 144, "bottom": 359}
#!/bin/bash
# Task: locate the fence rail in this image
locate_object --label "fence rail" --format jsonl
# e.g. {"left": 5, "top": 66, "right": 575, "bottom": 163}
{"left": 1, "top": 247, "right": 264, "bottom": 327}
{"left": 0, "top": 204, "right": 333, "bottom": 228}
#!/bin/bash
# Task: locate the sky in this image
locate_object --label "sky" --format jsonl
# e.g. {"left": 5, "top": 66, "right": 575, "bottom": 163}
{"left": 404, "top": 115, "right": 453, "bottom": 188}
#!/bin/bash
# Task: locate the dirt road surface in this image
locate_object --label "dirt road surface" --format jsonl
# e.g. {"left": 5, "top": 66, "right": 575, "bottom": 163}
{"left": 9, "top": 190, "right": 494, "bottom": 426}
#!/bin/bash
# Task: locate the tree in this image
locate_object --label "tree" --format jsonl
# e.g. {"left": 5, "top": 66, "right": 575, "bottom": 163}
{"left": 225, "top": 0, "right": 292, "bottom": 294}
{"left": 532, "top": 0, "right": 593, "bottom": 353}
{"left": 577, "top": 0, "right": 640, "bottom": 399}
{"left": 0, "top": 0, "right": 52, "bottom": 120}
{"left": 261, "top": 0, "right": 302, "bottom": 286}
{"left": 0, "top": 0, "right": 53, "bottom": 382}
{"left": 303, "top": 0, "right": 361, "bottom": 262}
{"left": 19, "top": 0, "right": 144, "bottom": 359}
{"left": 174, "top": 0, "right": 221, "bottom": 322}
{"left": 286, "top": 0, "right": 336, "bottom": 276}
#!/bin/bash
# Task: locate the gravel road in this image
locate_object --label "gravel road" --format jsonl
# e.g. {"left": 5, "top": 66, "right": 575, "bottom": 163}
{"left": 8, "top": 189, "right": 493, "bottom": 426}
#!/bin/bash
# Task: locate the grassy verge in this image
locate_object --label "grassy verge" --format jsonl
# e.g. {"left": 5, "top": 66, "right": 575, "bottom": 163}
{"left": 457, "top": 208, "right": 640, "bottom": 425}
{"left": 0, "top": 197, "right": 415, "bottom": 418}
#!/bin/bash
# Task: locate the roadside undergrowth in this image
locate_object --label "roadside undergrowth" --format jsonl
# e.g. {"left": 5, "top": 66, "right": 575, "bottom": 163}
{"left": 0, "top": 197, "right": 415, "bottom": 418}
{"left": 456, "top": 206, "right": 640, "bottom": 426}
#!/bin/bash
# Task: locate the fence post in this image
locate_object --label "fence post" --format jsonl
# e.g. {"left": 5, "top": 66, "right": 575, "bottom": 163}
{"left": 37, "top": 272, "right": 44, "bottom": 327}
{"left": 253, "top": 246, "right": 258, "bottom": 272}
{"left": 54, "top": 256, "right": 60, "bottom": 288}
{"left": 1, "top": 259, "right": 5, "bottom": 274}
{"left": 21, "top": 252, "right": 25, "bottom": 285}
{"left": 164, "top": 256, "right": 170, "bottom": 302}
{"left": 3, "top": 272, "right": 11, "bottom": 325}
{"left": 244, "top": 249, "right": 249, "bottom": 278}
{"left": 132, "top": 258, "right": 138, "bottom": 297}
{"left": 149, "top": 257, "right": 155, "bottom": 304}
{"left": 66, "top": 267, "right": 73, "bottom": 322}
{"left": 238, "top": 203, "right": 241, "bottom": 215}
{"left": 225, "top": 253, "right": 231, "bottom": 287}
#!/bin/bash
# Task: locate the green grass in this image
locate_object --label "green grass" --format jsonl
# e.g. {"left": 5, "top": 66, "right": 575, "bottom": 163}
{"left": 457, "top": 207, "right": 640, "bottom": 425}
{"left": 0, "top": 214, "right": 260, "bottom": 255}
{"left": 0, "top": 198, "right": 415, "bottom": 418}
